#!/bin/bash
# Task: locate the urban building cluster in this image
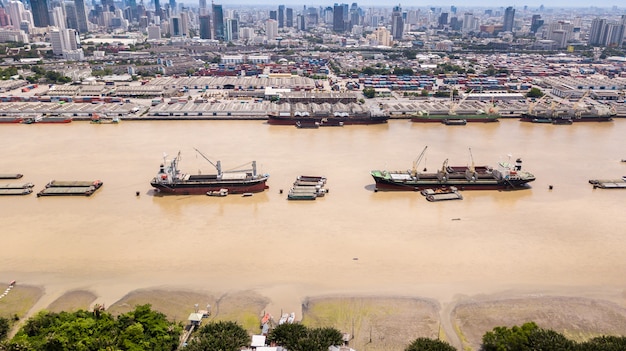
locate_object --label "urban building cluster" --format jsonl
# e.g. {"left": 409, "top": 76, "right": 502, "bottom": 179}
{"left": 0, "top": 0, "right": 624, "bottom": 61}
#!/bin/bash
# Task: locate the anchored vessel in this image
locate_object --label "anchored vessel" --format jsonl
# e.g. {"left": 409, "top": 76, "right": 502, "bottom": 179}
{"left": 151, "top": 149, "right": 269, "bottom": 195}
{"left": 371, "top": 147, "right": 535, "bottom": 191}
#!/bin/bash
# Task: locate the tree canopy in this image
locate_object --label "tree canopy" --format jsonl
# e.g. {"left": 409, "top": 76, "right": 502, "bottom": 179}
{"left": 183, "top": 321, "right": 249, "bottom": 351}
{"left": 405, "top": 337, "right": 456, "bottom": 351}
{"left": 6, "top": 304, "right": 182, "bottom": 351}
{"left": 267, "top": 323, "right": 343, "bottom": 351}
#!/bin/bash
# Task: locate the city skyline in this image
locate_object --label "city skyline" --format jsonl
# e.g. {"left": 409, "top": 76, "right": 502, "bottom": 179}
{"left": 177, "top": 0, "right": 626, "bottom": 9}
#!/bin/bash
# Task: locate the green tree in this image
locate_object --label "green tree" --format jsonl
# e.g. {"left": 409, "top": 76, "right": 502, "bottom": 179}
{"left": 267, "top": 323, "right": 307, "bottom": 350}
{"left": 185, "top": 321, "right": 249, "bottom": 351}
{"left": 7, "top": 304, "right": 181, "bottom": 351}
{"left": 526, "top": 87, "right": 544, "bottom": 98}
{"left": 405, "top": 337, "right": 456, "bottom": 351}
{"left": 0, "top": 317, "right": 9, "bottom": 341}
{"left": 481, "top": 322, "right": 539, "bottom": 351}
{"left": 267, "top": 324, "right": 342, "bottom": 351}
{"left": 577, "top": 336, "right": 626, "bottom": 351}
{"left": 362, "top": 87, "right": 376, "bottom": 99}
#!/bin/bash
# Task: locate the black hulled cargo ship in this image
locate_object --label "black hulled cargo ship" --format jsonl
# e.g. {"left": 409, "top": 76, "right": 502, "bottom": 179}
{"left": 371, "top": 147, "right": 535, "bottom": 191}
{"left": 150, "top": 149, "right": 269, "bottom": 195}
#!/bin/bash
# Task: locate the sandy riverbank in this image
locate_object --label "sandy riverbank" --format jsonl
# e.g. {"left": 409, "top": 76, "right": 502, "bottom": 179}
{"left": 2, "top": 283, "right": 626, "bottom": 351}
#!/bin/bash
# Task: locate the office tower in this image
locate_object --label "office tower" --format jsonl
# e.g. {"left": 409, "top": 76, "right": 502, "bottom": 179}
{"left": 168, "top": 0, "right": 175, "bottom": 13}
{"left": 30, "top": 0, "right": 51, "bottom": 27}
{"left": 391, "top": 5, "right": 403, "bottom": 40}
{"left": 101, "top": 0, "right": 115, "bottom": 12}
{"left": 50, "top": 28, "right": 79, "bottom": 55}
{"left": 588, "top": 18, "right": 606, "bottom": 45}
{"left": 450, "top": 5, "right": 456, "bottom": 14}
{"left": 64, "top": 2, "right": 77, "bottom": 29}
{"left": 147, "top": 24, "right": 160, "bottom": 39}
{"left": 170, "top": 16, "right": 181, "bottom": 36}
{"left": 199, "top": 0, "right": 207, "bottom": 15}
{"left": 0, "top": 8, "right": 10, "bottom": 26}
{"left": 286, "top": 7, "right": 292, "bottom": 27}
{"left": 503, "top": 6, "right": 514, "bottom": 32}
{"left": 266, "top": 18, "right": 277, "bottom": 40}
{"left": 212, "top": 3, "right": 224, "bottom": 41}
{"left": 7, "top": 1, "right": 29, "bottom": 30}
{"left": 277, "top": 4, "right": 284, "bottom": 28}
{"left": 438, "top": 12, "right": 448, "bottom": 28}
{"left": 269, "top": 10, "right": 276, "bottom": 21}
{"left": 199, "top": 14, "right": 210, "bottom": 38}
{"left": 604, "top": 23, "right": 624, "bottom": 47}
{"left": 154, "top": 0, "right": 162, "bottom": 20}
{"left": 530, "top": 14, "right": 543, "bottom": 33}
{"left": 225, "top": 18, "right": 237, "bottom": 40}
{"left": 332, "top": 3, "right": 344, "bottom": 32}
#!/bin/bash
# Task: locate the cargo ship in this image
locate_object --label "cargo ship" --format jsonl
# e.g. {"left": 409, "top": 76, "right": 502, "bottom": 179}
{"left": 411, "top": 91, "right": 499, "bottom": 123}
{"left": 520, "top": 95, "right": 614, "bottom": 123}
{"left": 267, "top": 103, "right": 388, "bottom": 125}
{"left": 371, "top": 147, "right": 535, "bottom": 191}
{"left": 410, "top": 109, "right": 499, "bottom": 123}
{"left": 150, "top": 149, "right": 269, "bottom": 195}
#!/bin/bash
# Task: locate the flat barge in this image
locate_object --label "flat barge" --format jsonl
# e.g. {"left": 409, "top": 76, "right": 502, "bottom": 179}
{"left": 0, "top": 188, "right": 33, "bottom": 196}
{"left": 37, "top": 186, "right": 98, "bottom": 197}
{"left": 0, "top": 174, "right": 23, "bottom": 179}
{"left": 589, "top": 179, "right": 626, "bottom": 189}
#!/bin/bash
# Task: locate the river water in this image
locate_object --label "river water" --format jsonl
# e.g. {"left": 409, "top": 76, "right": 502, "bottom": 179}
{"left": 1, "top": 119, "right": 625, "bottom": 312}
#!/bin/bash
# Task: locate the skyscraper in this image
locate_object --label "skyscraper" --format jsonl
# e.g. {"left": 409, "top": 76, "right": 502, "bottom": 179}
{"left": 530, "top": 14, "right": 543, "bottom": 34}
{"left": 503, "top": 6, "right": 515, "bottom": 32}
{"left": 391, "top": 5, "right": 403, "bottom": 40}
{"left": 199, "top": 14, "right": 211, "bottom": 39}
{"left": 212, "top": 3, "right": 224, "bottom": 41}
{"left": 332, "top": 4, "right": 344, "bottom": 32}
{"left": 30, "top": 0, "right": 50, "bottom": 27}
{"left": 285, "top": 7, "right": 292, "bottom": 27}
{"left": 278, "top": 4, "right": 284, "bottom": 28}
{"left": 588, "top": 18, "right": 606, "bottom": 46}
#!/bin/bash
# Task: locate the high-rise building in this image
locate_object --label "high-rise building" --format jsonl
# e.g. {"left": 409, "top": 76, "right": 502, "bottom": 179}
{"left": 30, "top": 0, "right": 51, "bottom": 27}
{"left": 332, "top": 4, "right": 344, "bottom": 32}
{"left": 588, "top": 18, "right": 606, "bottom": 46}
{"left": 212, "top": 3, "right": 224, "bottom": 41}
{"left": 50, "top": 28, "right": 79, "bottom": 55}
{"left": 269, "top": 10, "right": 276, "bottom": 21}
{"left": 199, "top": 14, "right": 210, "bottom": 39}
{"left": 154, "top": 0, "right": 162, "bottom": 20}
{"left": 503, "top": 6, "right": 514, "bottom": 32}
{"left": 7, "top": 1, "right": 30, "bottom": 30}
{"left": 278, "top": 4, "right": 284, "bottom": 28}
{"left": 438, "top": 13, "right": 448, "bottom": 28}
{"left": 530, "top": 15, "right": 543, "bottom": 34}
{"left": 285, "top": 7, "right": 292, "bottom": 27}
{"left": 170, "top": 16, "right": 181, "bottom": 36}
{"left": 266, "top": 18, "right": 277, "bottom": 40}
{"left": 199, "top": 0, "right": 207, "bottom": 15}
{"left": 75, "top": 0, "right": 89, "bottom": 32}
{"left": 64, "top": 2, "right": 77, "bottom": 30}
{"left": 225, "top": 18, "right": 238, "bottom": 41}
{"left": 391, "top": 5, "right": 403, "bottom": 40}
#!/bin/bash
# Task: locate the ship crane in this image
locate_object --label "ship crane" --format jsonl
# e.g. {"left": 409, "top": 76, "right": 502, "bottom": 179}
{"left": 194, "top": 147, "right": 221, "bottom": 175}
{"left": 527, "top": 94, "right": 548, "bottom": 115}
{"left": 449, "top": 89, "right": 472, "bottom": 116}
{"left": 411, "top": 146, "right": 428, "bottom": 177}
{"left": 572, "top": 90, "right": 590, "bottom": 118}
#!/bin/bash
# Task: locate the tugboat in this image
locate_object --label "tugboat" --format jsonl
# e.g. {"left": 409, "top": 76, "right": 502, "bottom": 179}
{"left": 151, "top": 149, "right": 269, "bottom": 195}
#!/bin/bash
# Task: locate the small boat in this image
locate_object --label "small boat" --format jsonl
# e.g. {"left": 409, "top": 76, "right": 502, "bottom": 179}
{"left": 442, "top": 119, "right": 467, "bottom": 125}
{"left": 207, "top": 188, "right": 228, "bottom": 197}
{"left": 295, "top": 120, "right": 320, "bottom": 129}
{"left": 421, "top": 187, "right": 463, "bottom": 202}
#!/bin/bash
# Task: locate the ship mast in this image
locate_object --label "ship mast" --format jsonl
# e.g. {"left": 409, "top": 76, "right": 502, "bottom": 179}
{"left": 193, "top": 148, "right": 221, "bottom": 175}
